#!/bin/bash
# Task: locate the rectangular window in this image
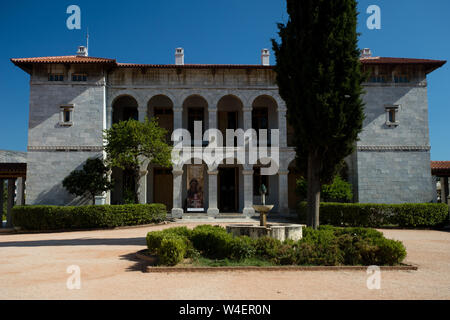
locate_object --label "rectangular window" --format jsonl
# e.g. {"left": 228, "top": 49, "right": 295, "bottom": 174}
{"left": 385, "top": 105, "right": 400, "bottom": 127}
{"left": 60, "top": 105, "right": 74, "bottom": 126}
{"left": 253, "top": 167, "right": 269, "bottom": 196}
{"left": 394, "top": 75, "right": 409, "bottom": 83}
{"left": 72, "top": 74, "right": 87, "bottom": 82}
{"left": 48, "top": 74, "right": 64, "bottom": 81}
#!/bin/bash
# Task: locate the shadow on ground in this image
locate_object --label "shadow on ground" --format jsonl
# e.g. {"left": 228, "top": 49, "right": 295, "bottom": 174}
{"left": 0, "top": 237, "right": 146, "bottom": 247}
{"left": 119, "top": 251, "right": 151, "bottom": 273}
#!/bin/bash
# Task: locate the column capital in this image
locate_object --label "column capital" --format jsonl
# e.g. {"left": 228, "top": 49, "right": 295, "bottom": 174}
{"left": 172, "top": 169, "right": 184, "bottom": 176}
{"left": 243, "top": 107, "right": 252, "bottom": 112}
{"left": 242, "top": 170, "right": 254, "bottom": 175}
{"left": 207, "top": 170, "right": 219, "bottom": 175}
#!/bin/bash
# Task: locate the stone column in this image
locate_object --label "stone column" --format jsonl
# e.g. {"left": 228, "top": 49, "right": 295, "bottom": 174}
{"left": 243, "top": 107, "right": 252, "bottom": 131}
{"left": 173, "top": 107, "right": 183, "bottom": 145}
{"left": 171, "top": 169, "right": 184, "bottom": 218}
{"left": 6, "top": 178, "right": 16, "bottom": 228}
{"left": 138, "top": 107, "right": 147, "bottom": 122}
{"left": 440, "top": 178, "right": 446, "bottom": 203}
{"left": 278, "top": 170, "right": 289, "bottom": 216}
{"left": 445, "top": 177, "right": 450, "bottom": 202}
{"left": 106, "top": 105, "right": 113, "bottom": 129}
{"left": 15, "top": 177, "right": 25, "bottom": 206}
{"left": 277, "top": 108, "right": 287, "bottom": 148}
{"left": 242, "top": 168, "right": 255, "bottom": 216}
{"left": 137, "top": 169, "right": 148, "bottom": 204}
{"left": 207, "top": 170, "right": 219, "bottom": 216}
{"left": 208, "top": 108, "right": 217, "bottom": 130}
{"left": 0, "top": 179, "right": 4, "bottom": 227}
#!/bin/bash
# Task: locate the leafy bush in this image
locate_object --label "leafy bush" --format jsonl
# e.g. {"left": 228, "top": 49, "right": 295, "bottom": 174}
{"left": 158, "top": 236, "right": 187, "bottom": 266}
{"left": 296, "top": 175, "right": 353, "bottom": 203}
{"left": 229, "top": 236, "right": 256, "bottom": 260}
{"left": 146, "top": 225, "right": 407, "bottom": 267}
{"left": 190, "top": 225, "right": 234, "bottom": 259}
{"left": 12, "top": 204, "right": 167, "bottom": 231}
{"left": 296, "top": 225, "right": 406, "bottom": 266}
{"left": 255, "top": 237, "right": 282, "bottom": 260}
{"left": 298, "top": 202, "right": 449, "bottom": 228}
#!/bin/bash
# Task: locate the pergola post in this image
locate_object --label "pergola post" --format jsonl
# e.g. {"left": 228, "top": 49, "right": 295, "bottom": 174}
{"left": 0, "top": 179, "right": 4, "bottom": 227}
{"left": 15, "top": 177, "right": 25, "bottom": 206}
{"left": 6, "top": 178, "right": 16, "bottom": 228}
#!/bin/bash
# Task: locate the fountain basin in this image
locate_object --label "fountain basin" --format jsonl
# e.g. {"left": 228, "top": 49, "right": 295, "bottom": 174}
{"left": 226, "top": 224, "right": 305, "bottom": 242}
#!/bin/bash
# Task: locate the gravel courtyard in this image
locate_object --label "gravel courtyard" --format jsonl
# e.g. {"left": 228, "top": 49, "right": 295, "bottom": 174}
{"left": 0, "top": 222, "right": 449, "bottom": 300}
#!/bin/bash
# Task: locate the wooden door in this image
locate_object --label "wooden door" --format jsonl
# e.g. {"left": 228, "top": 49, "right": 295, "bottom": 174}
{"left": 153, "top": 168, "right": 173, "bottom": 211}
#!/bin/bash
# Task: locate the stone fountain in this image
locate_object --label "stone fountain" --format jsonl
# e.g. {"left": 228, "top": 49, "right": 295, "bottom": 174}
{"left": 226, "top": 184, "right": 304, "bottom": 241}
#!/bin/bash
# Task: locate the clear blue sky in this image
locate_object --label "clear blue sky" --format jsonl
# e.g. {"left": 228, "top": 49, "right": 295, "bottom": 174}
{"left": 0, "top": 0, "right": 449, "bottom": 160}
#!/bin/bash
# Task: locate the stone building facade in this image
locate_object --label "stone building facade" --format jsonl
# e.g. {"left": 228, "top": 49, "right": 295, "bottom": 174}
{"left": 11, "top": 47, "right": 446, "bottom": 216}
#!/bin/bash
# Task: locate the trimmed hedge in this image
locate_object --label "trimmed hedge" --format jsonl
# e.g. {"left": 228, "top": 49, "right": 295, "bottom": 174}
{"left": 12, "top": 204, "right": 167, "bottom": 231}
{"left": 298, "top": 202, "right": 449, "bottom": 228}
{"left": 146, "top": 224, "right": 407, "bottom": 266}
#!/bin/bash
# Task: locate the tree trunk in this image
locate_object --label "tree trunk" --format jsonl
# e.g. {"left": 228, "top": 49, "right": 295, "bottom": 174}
{"left": 134, "top": 168, "right": 140, "bottom": 204}
{"left": 307, "top": 152, "right": 321, "bottom": 229}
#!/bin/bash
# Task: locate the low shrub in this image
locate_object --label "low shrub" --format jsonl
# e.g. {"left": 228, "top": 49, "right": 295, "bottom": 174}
{"left": 146, "top": 225, "right": 407, "bottom": 267}
{"left": 190, "top": 225, "right": 234, "bottom": 259}
{"left": 298, "top": 202, "right": 449, "bottom": 228}
{"left": 12, "top": 204, "right": 167, "bottom": 231}
{"left": 229, "top": 236, "right": 257, "bottom": 260}
{"left": 159, "top": 236, "right": 187, "bottom": 266}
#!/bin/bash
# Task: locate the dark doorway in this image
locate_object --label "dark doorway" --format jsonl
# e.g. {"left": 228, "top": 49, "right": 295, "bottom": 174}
{"left": 219, "top": 167, "right": 238, "bottom": 213}
{"left": 153, "top": 168, "right": 173, "bottom": 211}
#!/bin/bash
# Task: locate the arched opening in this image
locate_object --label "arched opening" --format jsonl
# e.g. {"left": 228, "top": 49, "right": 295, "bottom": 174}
{"left": 217, "top": 158, "right": 244, "bottom": 213}
{"left": 252, "top": 95, "right": 278, "bottom": 146}
{"left": 111, "top": 95, "right": 139, "bottom": 204}
{"left": 217, "top": 95, "right": 244, "bottom": 147}
{"left": 148, "top": 95, "right": 174, "bottom": 143}
{"left": 182, "top": 159, "right": 209, "bottom": 213}
{"left": 183, "top": 95, "right": 208, "bottom": 145}
{"left": 112, "top": 95, "right": 138, "bottom": 124}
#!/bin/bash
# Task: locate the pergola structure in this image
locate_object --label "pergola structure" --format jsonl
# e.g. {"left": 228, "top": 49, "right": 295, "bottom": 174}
{"left": 0, "top": 151, "right": 27, "bottom": 228}
{"left": 431, "top": 161, "right": 450, "bottom": 204}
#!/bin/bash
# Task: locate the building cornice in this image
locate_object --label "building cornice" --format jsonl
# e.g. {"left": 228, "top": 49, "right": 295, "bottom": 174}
{"left": 28, "top": 146, "right": 103, "bottom": 152}
{"left": 357, "top": 145, "right": 431, "bottom": 152}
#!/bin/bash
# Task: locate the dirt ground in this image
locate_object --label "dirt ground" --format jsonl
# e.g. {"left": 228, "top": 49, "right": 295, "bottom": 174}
{"left": 0, "top": 222, "right": 449, "bottom": 300}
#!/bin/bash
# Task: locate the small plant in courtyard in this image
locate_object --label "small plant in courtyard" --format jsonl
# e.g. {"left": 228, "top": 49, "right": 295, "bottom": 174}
{"left": 62, "top": 157, "right": 113, "bottom": 204}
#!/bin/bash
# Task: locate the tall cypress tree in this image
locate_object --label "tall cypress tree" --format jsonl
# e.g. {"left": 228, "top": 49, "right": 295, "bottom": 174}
{"left": 272, "top": 0, "right": 365, "bottom": 229}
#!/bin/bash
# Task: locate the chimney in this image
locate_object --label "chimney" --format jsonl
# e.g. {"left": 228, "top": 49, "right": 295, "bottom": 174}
{"left": 361, "top": 48, "right": 372, "bottom": 58}
{"left": 77, "top": 45, "right": 88, "bottom": 57}
{"left": 261, "top": 49, "right": 270, "bottom": 66}
{"left": 175, "top": 48, "right": 184, "bottom": 65}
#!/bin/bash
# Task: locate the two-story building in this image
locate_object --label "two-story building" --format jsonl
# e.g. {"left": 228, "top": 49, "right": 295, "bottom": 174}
{"left": 11, "top": 47, "right": 446, "bottom": 217}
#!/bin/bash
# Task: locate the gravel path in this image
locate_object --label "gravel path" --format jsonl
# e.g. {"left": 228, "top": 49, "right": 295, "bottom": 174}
{"left": 0, "top": 223, "right": 449, "bottom": 300}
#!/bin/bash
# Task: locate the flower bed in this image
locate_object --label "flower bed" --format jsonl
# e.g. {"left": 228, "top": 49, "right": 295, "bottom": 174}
{"left": 146, "top": 225, "right": 407, "bottom": 267}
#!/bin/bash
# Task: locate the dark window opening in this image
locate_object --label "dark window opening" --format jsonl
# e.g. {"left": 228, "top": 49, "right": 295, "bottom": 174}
{"left": 48, "top": 74, "right": 64, "bottom": 81}
{"left": 253, "top": 167, "right": 269, "bottom": 196}
{"left": 72, "top": 74, "right": 87, "bottom": 82}
{"left": 188, "top": 107, "right": 205, "bottom": 144}
{"left": 252, "top": 107, "right": 270, "bottom": 146}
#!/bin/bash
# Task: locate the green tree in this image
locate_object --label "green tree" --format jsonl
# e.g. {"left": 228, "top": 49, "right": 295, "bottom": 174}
{"left": 63, "top": 157, "right": 113, "bottom": 203}
{"left": 104, "top": 117, "right": 172, "bottom": 204}
{"left": 272, "top": 0, "right": 365, "bottom": 229}
{"left": 296, "top": 175, "right": 353, "bottom": 203}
